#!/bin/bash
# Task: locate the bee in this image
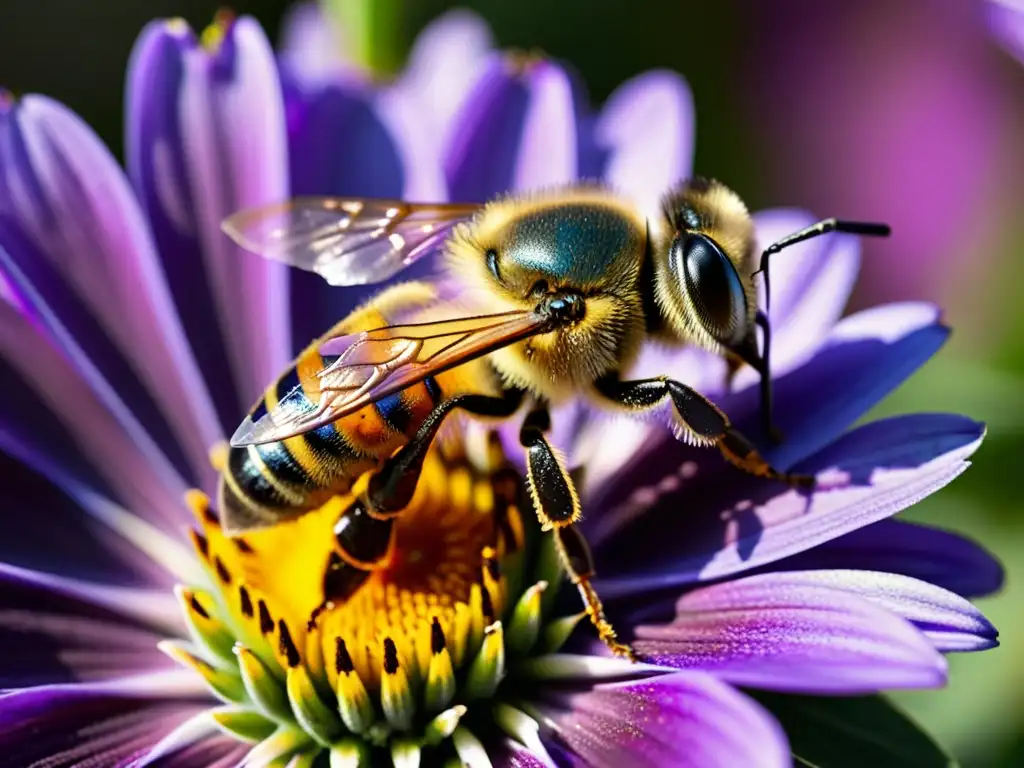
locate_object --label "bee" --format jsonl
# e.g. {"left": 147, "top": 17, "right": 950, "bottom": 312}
{"left": 217, "top": 178, "right": 890, "bottom": 659}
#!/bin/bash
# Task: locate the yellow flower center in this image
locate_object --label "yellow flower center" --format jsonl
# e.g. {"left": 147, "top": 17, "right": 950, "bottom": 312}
{"left": 166, "top": 440, "right": 572, "bottom": 763}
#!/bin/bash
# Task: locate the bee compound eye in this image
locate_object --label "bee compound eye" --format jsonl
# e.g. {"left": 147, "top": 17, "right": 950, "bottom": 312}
{"left": 670, "top": 233, "right": 748, "bottom": 345}
{"left": 486, "top": 248, "right": 501, "bottom": 281}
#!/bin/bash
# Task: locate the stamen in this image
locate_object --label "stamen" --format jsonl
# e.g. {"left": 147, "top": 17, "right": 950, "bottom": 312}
{"left": 209, "top": 705, "right": 276, "bottom": 744}
{"left": 542, "top": 611, "right": 587, "bottom": 655}
{"left": 286, "top": 665, "right": 343, "bottom": 747}
{"left": 465, "top": 621, "right": 506, "bottom": 700}
{"left": 423, "top": 705, "right": 468, "bottom": 746}
{"left": 238, "top": 586, "right": 254, "bottom": 619}
{"left": 425, "top": 618, "right": 456, "bottom": 714}
{"left": 177, "top": 586, "right": 235, "bottom": 663}
{"left": 381, "top": 638, "right": 415, "bottom": 731}
{"left": 337, "top": 647, "right": 378, "bottom": 737}
{"left": 157, "top": 640, "right": 245, "bottom": 703}
{"left": 278, "top": 619, "right": 301, "bottom": 669}
{"left": 235, "top": 645, "right": 290, "bottom": 720}
{"left": 391, "top": 739, "right": 421, "bottom": 768}
{"left": 508, "top": 581, "right": 547, "bottom": 657}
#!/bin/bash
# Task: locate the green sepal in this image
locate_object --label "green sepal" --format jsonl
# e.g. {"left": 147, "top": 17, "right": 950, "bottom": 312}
{"left": 209, "top": 705, "right": 277, "bottom": 743}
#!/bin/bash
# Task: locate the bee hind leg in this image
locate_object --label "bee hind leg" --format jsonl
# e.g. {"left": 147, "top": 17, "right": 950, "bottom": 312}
{"left": 519, "top": 404, "right": 635, "bottom": 660}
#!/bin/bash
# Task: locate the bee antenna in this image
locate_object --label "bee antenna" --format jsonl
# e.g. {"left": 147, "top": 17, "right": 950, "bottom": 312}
{"left": 753, "top": 218, "right": 890, "bottom": 314}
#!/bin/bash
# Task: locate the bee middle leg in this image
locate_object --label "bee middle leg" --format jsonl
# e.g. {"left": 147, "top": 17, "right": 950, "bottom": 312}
{"left": 519, "top": 403, "right": 635, "bottom": 660}
{"left": 595, "top": 372, "right": 813, "bottom": 488}
{"left": 366, "top": 388, "right": 525, "bottom": 517}
{"left": 309, "top": 499, "right": 393, "bottom": 630}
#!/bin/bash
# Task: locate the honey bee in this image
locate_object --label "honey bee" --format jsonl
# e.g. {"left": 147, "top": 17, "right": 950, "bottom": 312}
{"left": 217, "top": 178, "right": 889, "bottom": 658}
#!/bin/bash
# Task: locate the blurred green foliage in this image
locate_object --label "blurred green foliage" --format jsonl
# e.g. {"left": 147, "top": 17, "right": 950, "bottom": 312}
{"left": 0, "top": 0, "right": 1021, "bottom": 765}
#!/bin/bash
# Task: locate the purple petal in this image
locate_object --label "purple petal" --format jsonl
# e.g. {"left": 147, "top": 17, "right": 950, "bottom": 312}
{"left": 0, "top": 94, "right": 221, "bottom": 487}
{"left": 0, "top": 421, "right": 202, "bottom": 588}
{"left": 0, "top": 563, "right": 178, "bottom": 687}
{"left": 553, "top": 672, "right": 789, "bottom": 768}
{"left": 596, "top": 70, "right": 694, "bottom": 216}
{"left": 989, "top": 0, "right": 1024, "bottom": 65}
{"left": 767, "top": 518, "right": 1005, "bottom": 599}
{"left": 585, "top": 301, "right": 949, "bottom": 525}
{"left": 280, "top": 72, "right": 405, "bottom": 347}
{"left": 740, "top": 569, "right": 997, "bottom": 653}
{"left": 595, "top": 413, "right": 983, "bottom": 595}
{"left": 634, "top": 572, "right": 947, "bottom": 694}
{"left": 384, "top": 8, "right": 493, "bottom": 200}
{"left": 127, "top": 16, "right": 291, "bottom": 413}
{"left": 0, "top": 674, "right": 209, "bottom": 767}
{"left": 490, "top": 740, "right": 555, "bottom": 768}
{"left": 445, "top": 55, "right": 577, "bottom": 202}
{"left": 0, "top": 262, "right": 190, "bottom": 527}
{"left": 732, "top": 209, "right": 861, "bottom": 388}
{"left": 278, "top": 0, "right": 350, "bottom": 85}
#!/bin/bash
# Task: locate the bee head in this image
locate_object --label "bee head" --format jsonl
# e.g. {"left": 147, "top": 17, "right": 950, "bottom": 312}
{"left": 653, "top": 177, "right": 758, "bottom": 354}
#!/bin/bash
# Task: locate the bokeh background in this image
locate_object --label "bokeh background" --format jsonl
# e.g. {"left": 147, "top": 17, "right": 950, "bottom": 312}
{"left": 2, "top": 0, "right": 1021, "bottom": 764}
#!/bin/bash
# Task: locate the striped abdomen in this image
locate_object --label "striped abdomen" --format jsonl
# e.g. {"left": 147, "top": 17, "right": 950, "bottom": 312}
{"left": 217, "top": 344, "right": 444, "bottom": 535}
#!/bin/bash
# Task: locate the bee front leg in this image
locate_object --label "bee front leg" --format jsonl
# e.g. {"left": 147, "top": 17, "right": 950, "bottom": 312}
{"left": 594, "top": 372, "right": 813, "bottom": 488}
{"left": 518, "top": 404, "right": 635, "bottom": 660}
{"left": 727, "top": 310, "right": 782, "bottom": 444}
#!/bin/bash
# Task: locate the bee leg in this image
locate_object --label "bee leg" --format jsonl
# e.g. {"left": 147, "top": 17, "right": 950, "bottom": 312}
{"left": 517, "top": 405, "right": 634, "bottom": 659}
{"left": 519, "top": 405, "right": 582, "bottom": 529}
{"left": 728, "top": 311, "right": 783, "bottom": 444}
{"left": 367, "top": 388, "right": 525, "bottom": 516}
{"left": 553, "top": 518, "right": 636, "bottom": 660}
{"left": 594, "top": 373, "right": 814, "bottom": 488}
{"left": 309, "top": 498, "right": 396, "bottom": 629}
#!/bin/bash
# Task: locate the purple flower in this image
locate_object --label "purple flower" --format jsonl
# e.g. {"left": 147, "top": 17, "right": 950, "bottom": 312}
{"left": 0, "top": 9, "right": 1000, "bottom": 768}
{"left": 989, "top": 0, "right": 1024, "bottom": 64}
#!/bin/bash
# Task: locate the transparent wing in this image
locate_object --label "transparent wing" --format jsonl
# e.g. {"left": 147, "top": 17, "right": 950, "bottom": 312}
{"left": 221, "top": 197, "right": 482, "bottom": 286}
{"left": 230, "top": 310, "right": 547, "bottom": 446}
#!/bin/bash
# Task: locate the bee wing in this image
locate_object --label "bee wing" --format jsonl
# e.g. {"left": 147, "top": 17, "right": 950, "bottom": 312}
{"left": 230, "top": 310, "right": 546, "bottom": 447}
{"left": 220, "top": 197, "right": 481, "bottom": 286}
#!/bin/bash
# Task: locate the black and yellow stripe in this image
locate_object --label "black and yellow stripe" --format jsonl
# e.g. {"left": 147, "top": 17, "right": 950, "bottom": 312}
{"left": 218, "top": 339, "right": 446, "bottom": 534}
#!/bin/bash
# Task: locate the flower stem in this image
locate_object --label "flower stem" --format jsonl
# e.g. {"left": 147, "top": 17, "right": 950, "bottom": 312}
{"left": 325, "top": 0, "right": 405, "bottom": 78}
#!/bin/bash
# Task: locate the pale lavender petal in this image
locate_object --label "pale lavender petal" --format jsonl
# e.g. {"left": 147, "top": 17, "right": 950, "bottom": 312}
{"left": 0, "top": 563, "right": 178, "bottom": 687}
{"left": 552, "top": 672, "right": 789, "bottom": 768}
{"left": 384, "top": 8, "right": 493, "bottom": 200}
{"left": 732, "top": 209, "right": 861, "bottom": 389}
{"left": 149, "top": 17, "right": 291, "bottom": 410}
{"left": 445, "top": 55, "right": 577, "bottom": 202}
{"left": 278, "top": 0, "right": 349, "bottom": 85}
{"left": 989, "top": 0, "right": 1024, "bottom": 65}
{"left": 597, "top": 70, "right": 694, "bottom": 217}
{"left": 634, "top": 573, "right": 947, "bottom": 694}
{"left": 126, "top": 20, "right": 242, "bottom": 433}
{"left": 596, "top": 414, "right": 983, "bottom": 595}
{"left": 0, "top": 94, "right": 221, "bottom": 488}
{"left": 0, "top": 674, "right": 210, "bottom": 767}
{"left": 0, "top": 260, "right": 189, "bottom": 528}
{"left": 767, "top": 518, "right": 1005, "bottom": 598}
{"left": 731, "top": 569, "right": 997, "bottom": 653}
